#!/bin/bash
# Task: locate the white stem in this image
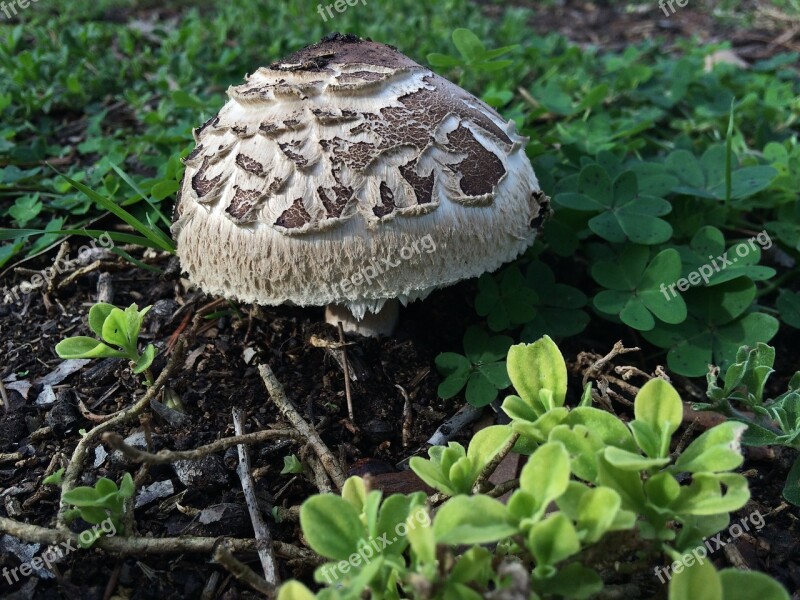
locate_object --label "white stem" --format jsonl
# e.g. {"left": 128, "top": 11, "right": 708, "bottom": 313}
{"left": 325, "top": 300, "right": 399, "bottom": 337}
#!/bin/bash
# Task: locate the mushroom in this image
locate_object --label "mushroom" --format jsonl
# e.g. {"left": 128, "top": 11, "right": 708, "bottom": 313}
{"left": 172, "top": 33, "right": 550, "bottom": 336}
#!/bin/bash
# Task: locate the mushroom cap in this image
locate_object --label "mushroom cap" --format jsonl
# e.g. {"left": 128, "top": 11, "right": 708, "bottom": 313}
{"left": 173, "top": 33, "right": 549, "bottom": 319}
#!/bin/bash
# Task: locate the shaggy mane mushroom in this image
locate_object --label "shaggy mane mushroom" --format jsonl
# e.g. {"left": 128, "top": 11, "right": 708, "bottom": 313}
{"left": 172, "top": 33, "right": 550, "bottom": 336}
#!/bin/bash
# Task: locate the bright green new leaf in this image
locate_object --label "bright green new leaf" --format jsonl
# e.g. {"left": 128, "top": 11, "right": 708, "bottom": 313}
{"left": 634, "top": 378, "right": 684, "bottom": 457}
{"left": 668, "top": 559, "right": 723, "bottom": 600}
{"left": 507, "top": 336, "right": 568, "bottom": 413}
{"left": 719, "top": 570, "right": 790, "bottom": 600}
{"left": 299, "top": 495, "right": 365, "bottom": 560}
{"left": 674, "top": 421, "right": 747, "bottom": 473}
{"left": 433, "top": 495, "right": 517, "bottom": 545}
{"left": 55, "top": 337, "right": 126, "bottom": 359}
{"left": 527, "top": 513, "right": 580, "bottom": 567}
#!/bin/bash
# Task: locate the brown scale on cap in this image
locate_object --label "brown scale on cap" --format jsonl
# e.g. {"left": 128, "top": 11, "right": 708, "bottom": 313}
{"left": 173, "top": 34, "right": 547, "bottom": 331}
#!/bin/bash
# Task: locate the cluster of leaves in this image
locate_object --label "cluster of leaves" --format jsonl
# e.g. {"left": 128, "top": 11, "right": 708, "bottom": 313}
{"left": 55, "top": 302, "right": 157, "bottom": 384}
{"left": 277, "top": 336, "right": 789, "bottom": 599}
{"left": 43, "top": 469, "right": 134, "bottom": 548}
{"left": 699, "top": 342, "right": 800, "bottom": 506}
{"left": 431, "top": 25, "right": 798, "bottom": 389}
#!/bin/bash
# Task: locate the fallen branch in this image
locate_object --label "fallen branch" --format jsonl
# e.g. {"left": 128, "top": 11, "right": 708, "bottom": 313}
{"left": 0, "top": 515, "right": 314, "bottom": 560}
{"left": 102, "top": 428, "right": 300, "bottom": 464}
{"left": 232, "top": 408, "right": 279, "bottom": 587}
{"left": 258, "top": 364, "right": 346, "bottom": 489}
{"left": 213, "top": 542, "right": 274, "bottom": 598}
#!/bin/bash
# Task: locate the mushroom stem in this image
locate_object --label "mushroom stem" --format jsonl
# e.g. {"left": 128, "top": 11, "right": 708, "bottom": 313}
{"left": 325, "top": 300, "right": 399, "bottom": 337}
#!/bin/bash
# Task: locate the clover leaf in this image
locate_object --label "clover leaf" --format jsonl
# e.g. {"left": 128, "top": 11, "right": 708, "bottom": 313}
{"left": 642, "top": 279, "right": 779, "bottom": 376}
{"left": 592, "top": 245, "right": 687, "bottom": 331}
{"left": 674, "top": 226, "right": 775, "bottom": 286}
{"left": 554, "top": 165, "right": 673, "bottom": 244}
{"left": 435, "top": 326, "right": 512, "bottom": 407}
{"left": 520, "top": 261, "right": 589, "bottom": 341}
{"left": 475, "top": 267, "right": 538, "bottom": 332}
{"left": 666, "top": 145, "right": 777, "bottom": 202}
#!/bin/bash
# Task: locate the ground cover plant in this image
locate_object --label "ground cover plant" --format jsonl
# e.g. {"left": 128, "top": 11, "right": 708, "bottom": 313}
{"left": 0, "top": 0, "right": 798, "bottom": 598}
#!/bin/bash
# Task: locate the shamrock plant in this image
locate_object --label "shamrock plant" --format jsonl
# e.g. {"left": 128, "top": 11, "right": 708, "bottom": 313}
{"left": 700, "top": 342, "right": 800, "bottom": 506}
{"left": 591, "top": 245, "right": 687, "bottom": 331}
{"left": 434, "top": 326, "right": 512, "bottom": 407}
{"left": 277, "top": 337, "right": 790, "bottom": 599}
{"left": 44, "top": 469, "right": 134, "bottom": 548}
{"left": 55, "top": 302, "right": 157, "bottom": 385}
{"left": 554, "top": 165, "right": 673, "bottom": 245}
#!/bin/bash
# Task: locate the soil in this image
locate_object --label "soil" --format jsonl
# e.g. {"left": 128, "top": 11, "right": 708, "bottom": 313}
{"left": 1, "top": 1, "right": 799, "bottom": 599}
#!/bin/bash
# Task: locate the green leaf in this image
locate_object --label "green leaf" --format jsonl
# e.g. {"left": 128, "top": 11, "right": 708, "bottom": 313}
{"left": 55, "top": 337, "right": 126, "bottom": 359}
{"left": 101, "top": 306, "right": 135, "bottom": 354}
{"left": 777, "top": 290, "right": 800, "bottom": 329}
{"left": 281, "top": 454, "right": 304, "bottom": 475}
{"left": 435, "top": 353, "right": 471, "bottom": 399}
{"left": 466, "top": 425, "right": 514, "bottom": 482}
{"left": 133, "top": 344, "right": 156, "bottom": 374}
{"left": 592, "top": 246, "right": 687, "bottom": 331}
{"left": 512, "top": 442, "right": 570, "bottom": 523}
{"left": 720, "top": 569, "right": 790, "bottom": 600}
{"left": 669, "top": 560, "right": 723, "bottom": 600}
{"left": 118, "top": 473, "right": 134, "bottom": 499}
{"left": 300, "top": 495, "right": 365, "bottom": 560}
{"left": 43, "top": 468, "right": 65, "bottom": 486}
{"left": 603, "top": 446, "right": 670, "bottom": 470}
{"left": 782, "top": 456, "right": 800, "bottom": 506}
{"left": 451, "top": 28, "right": 485, "bottom": 62}
{"left": 576, "top": 486, "right": 623, "bottom": 543}
{"left": 672, "top": 473, "right": 750, "bottom": 515}
{"left": 341, "top": 476, "right": 368, "bottom": 513}
{"left": 507, "top": 336, "right": 567, "bottom": 414}
{"left": 634, "top": 378, "right": 684, "bottom": 456}
{"left": 674, "top": 421, "right": 747, "bottom": 473}
{"left": 277, "top": 581, "right": 317, "bottom": 600}
{"left": 88, "top": 303, "right": 115, "bottom": 337}
{"left": 433, "top": 495, "right": 517, "bottom": 545}
{"left": 527, "top": 513, "right": 580, "bottom": 566}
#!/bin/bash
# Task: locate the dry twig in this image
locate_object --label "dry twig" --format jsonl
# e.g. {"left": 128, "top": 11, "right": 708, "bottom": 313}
{"left": 258, "top": 364, "right": 346, "bottom": 489}
{"left": 213, "top": 542, "right": 274, "bottom": 598}
{"left": 232, "top": 408, "right": 279, "bottom": 587}
{"left": 102, "top": 428, "right": 300, "bottom": 464}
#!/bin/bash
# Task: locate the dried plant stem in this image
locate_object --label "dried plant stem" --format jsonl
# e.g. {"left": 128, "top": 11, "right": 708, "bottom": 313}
{"left": 212, "top": 543, "right": 274, "bottom": 598}
{"left": 336, "top": 322, "right": 355, "bottom": 422}
{"left": 258, "top": 364, "right": 346, "bottom": 489}
{"left": 232, "top": 408, "right": 279, "bottom": 587}
{"left": 102, "top": 428, "right": 300, "bottom": 464}
{"left": 0, "top": 515, "right": 314, "bottom": 561}
{"left": 472, "top": 432, "right": 520, "bottom": 495}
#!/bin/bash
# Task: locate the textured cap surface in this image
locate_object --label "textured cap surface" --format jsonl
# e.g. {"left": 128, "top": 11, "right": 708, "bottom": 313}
{"left": 173, "top": 34, "right": 549, "bottom": 318}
